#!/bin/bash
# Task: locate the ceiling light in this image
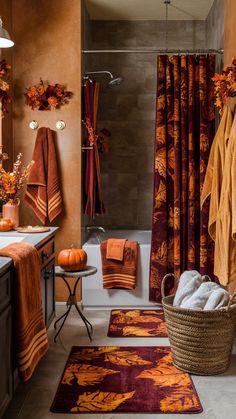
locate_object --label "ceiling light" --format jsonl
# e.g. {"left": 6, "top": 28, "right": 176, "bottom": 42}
{"left": 0, "top": 17, "right": 14, "bottom": 48}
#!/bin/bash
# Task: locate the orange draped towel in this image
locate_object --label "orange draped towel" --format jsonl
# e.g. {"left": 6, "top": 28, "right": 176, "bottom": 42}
{"left": 106, "top": 238, "right": 127, "bottom": 261}
{"left": 0, "top": 242, "right": 48, "bottom": 382}
{"left": 25, "top": 127, "right": 62, "bottom": 225}
{"left": 101, "top": 240, "right": 139, "bottom": 289}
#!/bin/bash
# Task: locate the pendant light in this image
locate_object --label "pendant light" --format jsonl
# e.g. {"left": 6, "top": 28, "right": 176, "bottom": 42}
{"left": 0, "top": 17, "right": 14, "bottom": 48}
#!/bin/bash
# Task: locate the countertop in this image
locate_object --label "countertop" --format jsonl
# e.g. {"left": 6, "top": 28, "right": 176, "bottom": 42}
{"left": 0, "top": 227, "right": 58, "bottom": 275}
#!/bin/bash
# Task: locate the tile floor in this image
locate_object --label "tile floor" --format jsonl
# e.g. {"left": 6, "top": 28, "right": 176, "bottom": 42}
{"left": 3, "top": 305, "right": 236, "bottom": 419}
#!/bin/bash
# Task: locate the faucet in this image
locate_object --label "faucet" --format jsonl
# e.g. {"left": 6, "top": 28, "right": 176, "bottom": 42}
{"left": 86, "top": 225, "right": 106, "bottom": 233}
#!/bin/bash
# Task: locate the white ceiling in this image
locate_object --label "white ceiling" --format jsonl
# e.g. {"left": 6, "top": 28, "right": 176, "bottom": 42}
{"left": 85, "top": 0, "right": 215, "bottom": 20}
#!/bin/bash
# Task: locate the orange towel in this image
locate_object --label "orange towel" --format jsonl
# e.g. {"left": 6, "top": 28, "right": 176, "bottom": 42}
{"left": 106, "top": 238, "right": 127, "bottom": 261}
{"left": 0, "top": 242, "right": 48, "bottom": 382}
{"left": 101, "top": 240, "right": 139, "bottom": 289}
{"left": 25, "top": 127, "right": 62, "bottom": 225}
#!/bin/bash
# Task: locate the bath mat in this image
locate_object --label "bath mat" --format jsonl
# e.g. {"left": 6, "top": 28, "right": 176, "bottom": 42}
{"left": 108, "top": 309, "right": 168, "bottom": 337}
{"left": 50, "top": 346, "right": 202, "bottom": 414}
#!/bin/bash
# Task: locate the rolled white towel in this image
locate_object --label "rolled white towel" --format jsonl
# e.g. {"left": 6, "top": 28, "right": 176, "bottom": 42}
{"left": 173, "top": 270, "right": 203, "bottom": 307}
{"left": 180, "top": 282, "right": 220, "bottom": 310}
{"left": 203, "top": 288, "right": 229, "bottom": 310}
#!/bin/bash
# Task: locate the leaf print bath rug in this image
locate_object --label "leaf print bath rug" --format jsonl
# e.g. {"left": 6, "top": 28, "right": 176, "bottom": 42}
{"left": 51, "top": 346, "right": 202, "bottom": 413}
{"left": 108, "top": 309, "right": 168, "bottom": 337}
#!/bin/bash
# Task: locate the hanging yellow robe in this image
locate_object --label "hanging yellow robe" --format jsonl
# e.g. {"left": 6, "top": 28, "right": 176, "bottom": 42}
{"left": 201, "top": 98, "right": 236, "bottom": 291}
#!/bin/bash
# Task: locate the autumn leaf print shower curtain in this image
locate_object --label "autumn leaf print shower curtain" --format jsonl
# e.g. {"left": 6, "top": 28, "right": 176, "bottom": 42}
{"left": 150, "top": 54, "right": 216, "bottom": 303}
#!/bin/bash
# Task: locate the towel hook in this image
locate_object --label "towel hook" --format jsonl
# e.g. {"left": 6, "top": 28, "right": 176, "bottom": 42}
{"left": 29, "top": 120, "right": 39, "bottom": 130}
{"left": 56, "top": 120, "right": 66, "bottom": 130}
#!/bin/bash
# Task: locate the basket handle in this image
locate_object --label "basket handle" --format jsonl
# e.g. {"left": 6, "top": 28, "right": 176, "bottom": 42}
{"left": 202, "top": 275, "right": 212, "bottom": 282}
{"left": 226, "top": 291, "right": 236, "bottom": 311}
{"left": 161, "top": 273, "right": 178, "bottom": 298}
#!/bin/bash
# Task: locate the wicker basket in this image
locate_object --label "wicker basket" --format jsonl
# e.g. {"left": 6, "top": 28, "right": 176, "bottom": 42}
{"left": 161, "top": 273, "right": 236, "bottom": 375}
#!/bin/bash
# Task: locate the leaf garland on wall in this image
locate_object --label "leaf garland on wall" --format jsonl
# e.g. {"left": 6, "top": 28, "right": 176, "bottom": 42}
{"left": 0, "top": 59, "right": 11, "bottom": 115}
{"left": 24, "top": 78, "right": 73, "bottom": 110}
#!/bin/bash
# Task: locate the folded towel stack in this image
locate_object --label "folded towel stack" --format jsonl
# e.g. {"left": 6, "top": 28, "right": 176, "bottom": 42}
{"left": 173, "top": 270, "right": 229, "bottom": 310}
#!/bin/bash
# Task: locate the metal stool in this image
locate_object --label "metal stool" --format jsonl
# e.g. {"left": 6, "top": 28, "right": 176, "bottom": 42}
{"left": 54, "top": 265, "right": 97, "bottom": 342}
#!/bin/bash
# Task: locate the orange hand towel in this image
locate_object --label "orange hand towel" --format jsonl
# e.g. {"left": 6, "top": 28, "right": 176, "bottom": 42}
{"left": 0, "top": 242, "right": 48, "bottom": 381}
{"left": 106, "top": 238, "right": 127, "bottom": 261}
{"left": 25, "top": 127, "right": 62, "bottom": 225}
{"left": 101, "top": 240, "right": 139, "bottom": 289}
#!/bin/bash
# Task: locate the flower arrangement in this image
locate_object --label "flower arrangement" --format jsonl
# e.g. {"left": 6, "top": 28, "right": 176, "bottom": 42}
{"left": 212, "top": 57, "right": 236, "bottom": 115}
{"left": 0, "top": 153, "right": 34, "bottom": 203}
{"left": 24, "top": 79, "right": 73, "bottom": 110}
{"left": 0, "top": 59, "right": 11, "bottom": 115}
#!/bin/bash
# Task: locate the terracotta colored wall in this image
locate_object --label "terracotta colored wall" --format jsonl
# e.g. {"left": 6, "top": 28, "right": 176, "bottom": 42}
{"left": 224, "top": 0, "right": 236, "bottom": 65}
{"left": 11, "top": 0, "right": 82, "bottom": 300}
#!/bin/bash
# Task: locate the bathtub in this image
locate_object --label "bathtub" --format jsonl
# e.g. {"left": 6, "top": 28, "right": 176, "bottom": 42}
{"left": 82, "top": 230, "right": 156, "bottom": 308}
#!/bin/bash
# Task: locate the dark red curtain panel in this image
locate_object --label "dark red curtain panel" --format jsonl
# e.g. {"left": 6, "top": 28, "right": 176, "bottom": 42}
{"left": 83, "top": 80, "right": 105, "bottom": 217}
{"left": 150, "top": 55, "right": 216, "bottom": 303}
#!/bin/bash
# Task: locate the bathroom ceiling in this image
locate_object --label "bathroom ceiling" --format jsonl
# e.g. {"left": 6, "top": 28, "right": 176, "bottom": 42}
{"left": 85, "top": 0, "right": 215, "bottom": 20}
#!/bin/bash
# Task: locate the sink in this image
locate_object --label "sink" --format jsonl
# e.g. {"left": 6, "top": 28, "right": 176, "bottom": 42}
{"left": 0, "top": 236, "right": 28, "bottom": 248}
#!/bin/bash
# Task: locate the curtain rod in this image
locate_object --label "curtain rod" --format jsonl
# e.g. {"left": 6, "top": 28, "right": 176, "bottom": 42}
{"left": 83, "top": 49, "right": 224, "bottom": 55}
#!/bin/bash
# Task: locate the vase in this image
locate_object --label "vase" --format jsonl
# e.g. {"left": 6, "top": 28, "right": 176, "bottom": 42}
{"left": 2, "top": 199, "right": 20, "bottom": 228}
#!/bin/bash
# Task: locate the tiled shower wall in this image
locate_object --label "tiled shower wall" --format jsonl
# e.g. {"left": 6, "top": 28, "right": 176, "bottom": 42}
{"left": 85, "top": 20, "right": 206, "bottom": 230}
{"left": 206, "top": 0, "right": 224, "bottom": 71}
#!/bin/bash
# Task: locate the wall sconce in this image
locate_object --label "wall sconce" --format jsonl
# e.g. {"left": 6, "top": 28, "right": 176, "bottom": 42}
{"left": 0, "top": 17, "right": 14, "bottom": 48}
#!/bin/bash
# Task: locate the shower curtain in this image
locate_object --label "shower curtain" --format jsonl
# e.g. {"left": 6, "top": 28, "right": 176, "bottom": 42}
{"left": 150, "top": 54, "right": 216, "bottom": 303}
{"left": 83, "top": 79, "right": 105, "bottom": 217}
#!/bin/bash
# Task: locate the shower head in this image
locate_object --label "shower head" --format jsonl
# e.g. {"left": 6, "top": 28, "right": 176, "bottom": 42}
{"left": 83, "top": 70, "right": 123, "bottom": 88}
{"left": 108, "top": 76, "right": 123, "bottom": 88}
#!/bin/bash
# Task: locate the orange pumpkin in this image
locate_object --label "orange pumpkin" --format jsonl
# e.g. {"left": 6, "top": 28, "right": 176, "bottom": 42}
{"left": 0, "top": 218, "right": 14, "bottom": 232}
{"left": 58, "top": 247, "right": 87, "bottom": 271}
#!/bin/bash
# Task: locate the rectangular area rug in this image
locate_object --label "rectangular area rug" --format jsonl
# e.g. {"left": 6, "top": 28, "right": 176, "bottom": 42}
{"left": 108, "top": 309, "right": 168, "bottom": 337}
{"left": 51, "top": 346, "right": 202, "bottom": 414}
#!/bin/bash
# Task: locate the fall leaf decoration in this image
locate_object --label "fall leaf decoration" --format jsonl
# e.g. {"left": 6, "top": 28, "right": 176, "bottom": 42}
{"left": 108, "top": 309, "right": 168, "bottom": 338}
{"left": 154, "top": 181, "right": 166, "bottom": 209}
{"left": 114, "top": 314, "right": 163, "bottom": 325}
{"left": 122, "top": 326, "right": 160, "bottom": 337}
{"left": 24, "top": 78, "right": 73, "bottom": 110}
{"left": 51, "top": 346, "right": 202, "bottom": 414}
{"left": 137, "top": 353, "right": 182, "bottom": 381}
{"left": 71, "top": 390, "right": 136, "bottom": 413}
{"left": 136, "top": 353, "right": 200, "bottom": 413}
{"left": 155, "top": 147, "right": 166, "bottom": 177}
{"left": 0, "top": 59, "right": 11, "bottom": 115}
{"left": 160, "top": 380, "right": 199, "bottom": 413}
{"left": 0, "top": 153, "right": 34, "bottom": 203}
{"left": 105, "top": 350, "right": 152, "bottom": 366}
{"left": 212, "top": 56, "right": 236, "bottom": 115}
{"left": 62, "top": 363, "right": 119, "bottom": 386}
{"left": 69, "top": 346, "right": 118, "bottom": 362}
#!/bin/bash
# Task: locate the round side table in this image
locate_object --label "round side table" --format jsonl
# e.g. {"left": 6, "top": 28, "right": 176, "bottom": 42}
{"left": 54, "top": 265, "right": 97, "bottom": 343}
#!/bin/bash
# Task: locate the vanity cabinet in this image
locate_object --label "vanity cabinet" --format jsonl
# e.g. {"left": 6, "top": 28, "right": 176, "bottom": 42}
{"left": 0, "top": 229, "right": 57, "bottom": 418}
{"left": 0, "top": 268, "right": 13, "bottom": 418}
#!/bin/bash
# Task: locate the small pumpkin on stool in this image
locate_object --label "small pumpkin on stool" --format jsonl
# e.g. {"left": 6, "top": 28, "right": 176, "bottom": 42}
{"left": 58, "top": 246, "right": 87, "bottom": 271}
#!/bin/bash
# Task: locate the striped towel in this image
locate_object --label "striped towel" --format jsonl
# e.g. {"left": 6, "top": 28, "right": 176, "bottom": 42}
{"left": 101, "top": 240, "right": 139, "bottom": 289}
{"left": 25, "top": 127, "right": 62, "bottom": 224}
{"left": 0, "top": 242, "right": 48, "bottom": 381}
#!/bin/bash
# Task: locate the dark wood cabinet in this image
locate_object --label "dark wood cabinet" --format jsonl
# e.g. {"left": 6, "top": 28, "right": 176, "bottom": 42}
{"left": 0, "top": 231, "right": 56, "bottom": 418}
{"left": 0, "top": 269, "right": 12, "bottom": 418}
